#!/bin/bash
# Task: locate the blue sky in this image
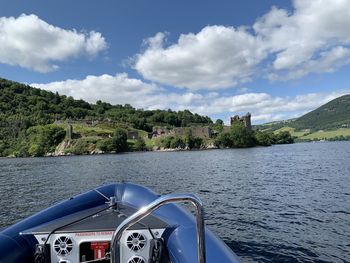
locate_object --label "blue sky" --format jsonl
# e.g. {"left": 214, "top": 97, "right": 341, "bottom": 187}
{"left": 1, "top": 0, "right": 350, "bottom": 124}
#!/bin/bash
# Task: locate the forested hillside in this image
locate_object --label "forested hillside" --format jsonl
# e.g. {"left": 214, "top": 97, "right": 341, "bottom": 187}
{"left": 0, "top": 78, "right": 212, "bottom": 156}
{"left": 291, "top": 95, "right": 350, "bottom": 131}
{"left": 256, "top": 95, "right": 350, "bottom": 132}
{"left": 0, "top": 78, "right": 212, "bottom": 129}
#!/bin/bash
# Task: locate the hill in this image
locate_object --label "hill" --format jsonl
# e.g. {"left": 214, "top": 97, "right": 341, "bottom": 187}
{"left": 0, "top": 78, "right": 212, "bottom": 156}
{"left": 0, "top": 78, "right": 212, "bottom": 129}
{"left": 292, "top": 94, "right": 350, "bottom": 131}
{"left": 0, "top": 77, "right": 294, "bottom": 157}
{"left": 256, "top": 94, "right": 350, "bottom": 141}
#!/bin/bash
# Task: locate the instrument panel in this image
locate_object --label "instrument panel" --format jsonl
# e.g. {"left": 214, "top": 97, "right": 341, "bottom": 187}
{"left": 34, "top": 228, "right": 165, "bottom": 263}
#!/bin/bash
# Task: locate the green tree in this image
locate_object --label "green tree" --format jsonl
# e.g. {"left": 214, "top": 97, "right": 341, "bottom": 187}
{"left": 158, "top": 135, "right": 186, "bottom": 149}
{"left": 112, "top": 128, "right": 128, "bottom": 152}
{"left": 160, "top": 136, "right": 172, "bottom": 148}
{"left": 215, "top": 132, "right": 233, "bottom": 147}
{"left": 215, "top": 122, "right": 255, "bottom": 148}
{"left": 275, "top": 131, "right": 294, "bottom": 144}
{"left": 170, "top": 136, "right": 185, "bottom": 149}
{"left": 134, "top": 137, "right": 147, "bottom": 151}
{"left": 96, "top": 138, "right": 114, "bottom": 152}
{"left": 185, "top": 129, "right": 203, "bottom": 149}
{"left": 229, "top": 122, "right": 255, "bottom": 147}
{"left": 26, "top": 125, "right": 65, "bottom": 156}
{"left": 255, "top": 131, "right": 273, "bottom": 146}
{"left": 213, "top": 119, "right": 224, "bottom": 133}
{"left": 215, "top": 119, "right": 224, "bottom": 125}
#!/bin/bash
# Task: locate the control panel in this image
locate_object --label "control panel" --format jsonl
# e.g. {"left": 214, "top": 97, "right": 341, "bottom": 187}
{"left": 34, "top": 228, "right": 165, "bottom": 263}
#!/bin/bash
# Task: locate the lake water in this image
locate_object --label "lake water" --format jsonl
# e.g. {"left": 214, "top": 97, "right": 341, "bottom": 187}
{"left": 0, "top": 142, "right": 349, "bottom": 262}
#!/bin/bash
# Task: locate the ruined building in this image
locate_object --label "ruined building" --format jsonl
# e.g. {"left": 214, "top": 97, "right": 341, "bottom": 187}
{"left": 230, "top": 113, "right": 251, "bottom": 130}
{"left": 127, "top": 131, "right": 139, "bottom": 140}
{"left": 150, "top": 126, "right": 212, "bottom": 139}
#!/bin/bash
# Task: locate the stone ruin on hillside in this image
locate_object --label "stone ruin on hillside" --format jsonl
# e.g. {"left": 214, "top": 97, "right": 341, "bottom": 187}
{"left": 230, "top": 113, "right": 252, "bottom": 130}
{"left": 150, "top": 126, "right": 212, "bottom": 139}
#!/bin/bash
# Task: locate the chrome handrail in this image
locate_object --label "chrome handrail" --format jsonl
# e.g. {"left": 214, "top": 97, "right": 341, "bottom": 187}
{"left": 110, "top": 194, "right": 206, "bottom": 263}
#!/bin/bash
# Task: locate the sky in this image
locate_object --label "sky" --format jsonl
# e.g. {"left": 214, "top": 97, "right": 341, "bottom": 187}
{"left": 1, "top": 0, "right": 350, "bottom": 124}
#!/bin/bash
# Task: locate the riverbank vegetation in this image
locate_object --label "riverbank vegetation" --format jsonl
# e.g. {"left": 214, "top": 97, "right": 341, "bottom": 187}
{"left": 262, "top": 126, "right": 350, "bottom": 142}
{"left": 0, "top": 77, "right": 296, "bottom": 157}
{"left": 215, "top": 123, "right": 293, "bottom": 148}
{"left": 0, "top": 78, "right": 211, "bottom": 157}
{"left": 254, "top": 94, "right": 350, "bottom": 142}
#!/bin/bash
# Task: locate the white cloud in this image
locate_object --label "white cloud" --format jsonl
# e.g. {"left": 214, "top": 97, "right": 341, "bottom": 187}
{"left": 255, "top": 0, "right": 350, "bottom": 79}
{"left": 134, "top": 26, "right": 266, "bottom": 90}
{"left": 268, "top": 46, "right": 350, "bottom": 81}
{"left": 32, "top": 73, "right": 159, "bottom": 107}
{"left": 134, "top": 0, "right": 350, "bottom": 89}
{"left": 31, "top": 73, "right": 349, "bottom": 123}
{"left": 0, "top": 14, "right": 107, "bottom": 72}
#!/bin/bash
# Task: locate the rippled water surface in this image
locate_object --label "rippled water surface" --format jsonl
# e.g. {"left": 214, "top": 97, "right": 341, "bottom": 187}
{"left": 1, "top": 142, "right": 349, "bottom": 262}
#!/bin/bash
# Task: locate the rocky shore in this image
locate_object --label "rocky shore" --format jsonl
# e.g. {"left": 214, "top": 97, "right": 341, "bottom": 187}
{"left": 43, "top": 140, "right": 219, "bottom": 157}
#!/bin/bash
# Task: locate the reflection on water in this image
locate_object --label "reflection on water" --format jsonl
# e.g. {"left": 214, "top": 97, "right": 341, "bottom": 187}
{"left": 0, "top": 141, "right": 349, "bottom": 262}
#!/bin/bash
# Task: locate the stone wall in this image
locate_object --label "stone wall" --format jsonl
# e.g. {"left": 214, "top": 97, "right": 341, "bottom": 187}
{"left": 127, "top": 131, "right": 139, "bottom": 140}
{"left": 173, "top": 127, "right": 211, "bottom": 138}
{"left": 54, "top": 119, "right": 113, "bottom": 126}
{"left": 151, "top": 126, "right": 212, "bottom": 139}
{"left": 230, "top": 113, "right": 251, "bottom": 130}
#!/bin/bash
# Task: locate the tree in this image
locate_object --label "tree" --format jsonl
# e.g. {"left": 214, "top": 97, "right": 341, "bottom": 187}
{"left": 96, "top": 139, "right": 114, "bottom": 152}
{"left": 215, "top": 119, "right": 224, "bottom": 125}
{"left": 213, "top": 119, "right": 224, "bottom": 133}
{"left": 26, "top": 125, "right": 66, "bottom": 156}
{"left": 112, "top": 128, "right": 128, "bottom": 152}
{"left": 229, "top": 122, "right": 255, "bottom": 147}
{"left": 215, "top": 132, "right": 233, "bottom": 147}
{"left": 170, "top": 136, "right": 185, "bottom": 149}
{"left": 215, "top": 122, "right": 255, "bottom": 148}
{"left": 134, "top": 137, "right": 147, "bottom": 151}
{"left": 275, "top": 131, "right": 294, "bottom": 144}
{"left": 255, "top": 131, "right": 273, "bottom": 146}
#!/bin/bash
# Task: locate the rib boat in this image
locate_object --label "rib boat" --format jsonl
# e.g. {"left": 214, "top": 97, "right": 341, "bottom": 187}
{"left": 0, "top": 183, "right": 240, "bottom": 263}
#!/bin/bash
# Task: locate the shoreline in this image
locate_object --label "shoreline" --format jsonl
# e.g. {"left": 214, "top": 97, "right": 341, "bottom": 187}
{"left": 0, "top": 143, "right": 294, "bottom": 159}
{"left": 2, "top": 140, "right": 347, "bottom": 159}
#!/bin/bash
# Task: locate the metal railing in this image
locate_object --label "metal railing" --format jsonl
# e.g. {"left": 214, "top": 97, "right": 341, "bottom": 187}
{"left": 110, "top": 194, "right": 206, "bottom": 263}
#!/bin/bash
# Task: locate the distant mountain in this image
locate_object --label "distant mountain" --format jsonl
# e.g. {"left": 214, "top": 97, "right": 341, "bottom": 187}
{"left": 256, "top": 94, "right": 350, "bottom": 132}
{"left": 292, "top": 95, "right": 350, "bottom": 131}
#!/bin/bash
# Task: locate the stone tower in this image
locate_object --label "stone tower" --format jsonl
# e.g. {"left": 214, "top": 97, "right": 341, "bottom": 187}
{"left": 230, "top": 115, "right": 240, "bottom": 125}
{"left": 230, "top": 113, "right": 251, "bottom": 130}
{"left": 242, "top": 113, "right": 251, "bottom": 130}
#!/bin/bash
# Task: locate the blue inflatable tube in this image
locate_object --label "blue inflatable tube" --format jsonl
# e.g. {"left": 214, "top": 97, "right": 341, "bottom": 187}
{"left": 0, "top": 183, "right": 240, "bottom": 263}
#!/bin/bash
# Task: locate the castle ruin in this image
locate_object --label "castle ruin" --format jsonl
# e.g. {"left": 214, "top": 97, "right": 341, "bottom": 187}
{"left": 150, "top": 126, "right": 212, "bottom": 139}
{"left": 230, "top": 113, "right": 251, "bottom": 130}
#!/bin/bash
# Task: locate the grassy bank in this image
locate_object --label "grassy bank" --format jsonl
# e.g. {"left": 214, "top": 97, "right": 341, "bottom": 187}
{"left": 274, "top": 126, "right": 350, "bottom": 141}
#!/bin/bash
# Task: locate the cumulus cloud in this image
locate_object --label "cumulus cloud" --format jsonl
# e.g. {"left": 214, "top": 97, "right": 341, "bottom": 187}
{"left": 255, "top": 0, "right": 350, "bottom": 80}
{"left": 0, "top": 14, "right": 107, "bottom": 72}
{"left": 32, "top": 73, "right": 159, "bottom": 106}
{"left": 134, "top": 0, "right": 350, "bottom": 89}
{"left": 31, "top": 73, "right": 349, "bottom": 123}
{"left": 134, "top": 27, "right": 266, "bottom": 90}
{"left": 268, "top": 46, "right": 350, "bottom": 81}
{"left": 192, "top": 90, "right": 350, "bottom": 122}
{"left": 204, "top": 91, "right": 350, "bottom": 122}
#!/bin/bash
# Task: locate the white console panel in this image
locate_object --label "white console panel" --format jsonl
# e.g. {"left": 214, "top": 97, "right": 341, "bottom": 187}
{"left": 34, "top": 228, "right": 165, "bottom": 263}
